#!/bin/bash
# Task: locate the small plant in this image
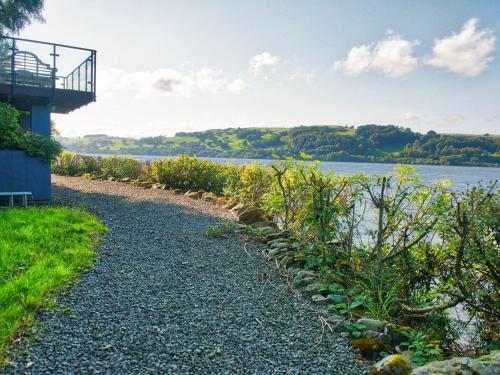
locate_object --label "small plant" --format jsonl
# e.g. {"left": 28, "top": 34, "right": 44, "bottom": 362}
{"left": 346, "top": 322, "right": 367, "bottom": 338}
{"left": 401, "top": 330, "right": 444, "bottom": 365}
{"left": 204, "top": 221, "right": 237, "bottom": 239}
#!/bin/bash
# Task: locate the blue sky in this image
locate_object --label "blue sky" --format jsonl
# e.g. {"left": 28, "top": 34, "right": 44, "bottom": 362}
{"left": 22, "top": 0, "right": 500, "bottom": 137}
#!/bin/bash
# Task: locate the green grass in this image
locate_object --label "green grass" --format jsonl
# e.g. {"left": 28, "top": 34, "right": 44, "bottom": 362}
{"left": 0, "top": 207, "right": 107, "bottom": 367}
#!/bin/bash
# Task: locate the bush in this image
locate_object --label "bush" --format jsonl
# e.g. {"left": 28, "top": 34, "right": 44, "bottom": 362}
{"left": 52, "top": 152, "right": 143, "bottom": 179}
{"left": 0, "top": 102, "right": 61, "bottom": 161}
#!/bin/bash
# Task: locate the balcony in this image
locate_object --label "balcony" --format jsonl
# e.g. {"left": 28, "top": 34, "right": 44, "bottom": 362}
{"left": 0, "top": 36, "right": 96, "bottom": 113}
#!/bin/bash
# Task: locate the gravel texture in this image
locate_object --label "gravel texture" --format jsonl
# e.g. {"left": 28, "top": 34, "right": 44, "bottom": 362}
{"left": 6, "top": 176, "right": 367, "bottom": 374}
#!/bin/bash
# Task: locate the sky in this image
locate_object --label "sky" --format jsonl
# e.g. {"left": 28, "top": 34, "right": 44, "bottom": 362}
{"left": 20, "top": 0, "right": 500, "bottom": 138}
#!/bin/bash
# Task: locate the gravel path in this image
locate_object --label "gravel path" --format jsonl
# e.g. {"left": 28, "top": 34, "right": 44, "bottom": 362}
{"left": 7, "top": 176, "right": 367, "bottom": 374}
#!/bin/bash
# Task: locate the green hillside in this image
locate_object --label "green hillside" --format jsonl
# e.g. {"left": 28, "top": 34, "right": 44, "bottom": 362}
{"left": 59, "top": 125, "right": 500, "bottom": 167}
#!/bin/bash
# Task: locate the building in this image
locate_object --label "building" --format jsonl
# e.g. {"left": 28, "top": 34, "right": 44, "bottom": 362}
{"left": 0, "top": 36, "right": 96, "bottom": 202}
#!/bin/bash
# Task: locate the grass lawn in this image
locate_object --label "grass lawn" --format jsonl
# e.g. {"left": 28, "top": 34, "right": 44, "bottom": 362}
{"left": 0, "top": 207, "right": 107, "bottom": 367}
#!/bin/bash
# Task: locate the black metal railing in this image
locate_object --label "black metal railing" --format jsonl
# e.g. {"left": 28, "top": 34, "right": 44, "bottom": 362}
{"left": 0, "top": 36, "right": 96, "bottom": 99}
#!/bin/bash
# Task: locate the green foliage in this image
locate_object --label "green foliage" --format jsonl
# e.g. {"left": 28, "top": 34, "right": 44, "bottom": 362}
{"left": 0, "top": 0, "right": 44, "bottom": 36}
{"left": 0, "top": 207, "right": 106, "bottom": 367}
{"left": 401, "top": 330, "right": 444, "bottom": 365}
{"left": 204, "top": 221, "right": 237, "bottom": 239}
{"left": 346, "top": 323, "right": 368, "bottom": 338}
{"left": 52, "top": 152, "right": 143, "bottom": 179}
{"left": 150, "top": 155, "right": 229, "bottom": 194}
{"left": 59, "top": 125, "right": 500, "bottom": 167}
{"left": 0, "top": 102, "right": 61, "bottom": 161}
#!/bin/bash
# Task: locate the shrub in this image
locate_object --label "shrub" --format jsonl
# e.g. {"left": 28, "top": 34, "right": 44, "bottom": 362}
{"left": 0, "top": 102, "right": 61, "bottom": 161}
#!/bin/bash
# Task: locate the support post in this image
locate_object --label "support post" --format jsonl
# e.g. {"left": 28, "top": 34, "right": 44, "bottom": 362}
{"left": 10, "top": 39, "right": 16, "bottom": 95}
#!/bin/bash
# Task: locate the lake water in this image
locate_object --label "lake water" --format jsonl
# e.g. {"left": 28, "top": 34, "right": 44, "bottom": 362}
{"left": 88, "top": 154, "right": 499, "bottom": 189}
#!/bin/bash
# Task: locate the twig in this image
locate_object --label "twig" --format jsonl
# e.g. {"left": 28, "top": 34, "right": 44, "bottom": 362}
{"left": 243, "top": 242, "right": 252, "bottom": 258}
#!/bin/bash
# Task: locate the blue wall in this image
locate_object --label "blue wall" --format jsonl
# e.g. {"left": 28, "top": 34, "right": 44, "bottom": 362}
{"left": 0, "top": 150, "right": 51, "bottom": 201}
{"left": 31, "top": 105, "right": 51, "bottom": 137}
{"left": 0, "top": 104, "right": 52, "bottom": 202}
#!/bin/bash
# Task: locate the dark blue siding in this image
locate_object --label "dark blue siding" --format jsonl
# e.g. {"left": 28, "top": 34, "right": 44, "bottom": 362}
{"left": 0, "top": 150, "right": 51, "bottom": 201}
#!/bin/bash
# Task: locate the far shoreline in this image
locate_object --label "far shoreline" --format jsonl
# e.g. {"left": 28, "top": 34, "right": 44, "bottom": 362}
{"left": 78, "top": 152, "right": 500, "bottom": 170}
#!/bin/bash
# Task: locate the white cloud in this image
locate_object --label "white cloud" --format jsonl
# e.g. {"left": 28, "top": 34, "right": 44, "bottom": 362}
{"left": 425, "top": 18, "right": 496, "bottom": 76}
{"left": 332, "top": 45, "right": 372, "bottom": 76}
{"left": 226, "top": 79, "right": 247, "bottom": 93}
{"left": 289, "top": 68, "right": 316, "bottom": 83}
{"left": 446, "top": 114, "right": 465, "bottom": 125}
{"left": 249, "top": 52, "right": 280, "bottom": 77}
{"left": 333, "top": 34, "right": 419, "bottom": 78}
{"left": 399, "top": 112, "right": 425, "bottom": 122}
{"left": 371, "top": 36, "right": 419, "bottom": 77}
{"left": 99, "top": 67, "right": 245, "bottom": 98}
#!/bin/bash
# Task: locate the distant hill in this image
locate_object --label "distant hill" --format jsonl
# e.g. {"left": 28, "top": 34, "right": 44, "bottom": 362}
{"left": 59, "top": 125, "right": 500, "bottom": 167}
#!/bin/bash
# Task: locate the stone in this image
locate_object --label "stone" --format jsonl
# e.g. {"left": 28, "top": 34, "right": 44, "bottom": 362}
{"left": 311, "top": 294, "right": 329, "bottom": 305}
{"left": 292, "top": 276, "right": 318, "bottom": 288}
{"left": 120, "top": 177, "right": 131, "bottom": 183}
{"left": 302, "top": 283, "right": 323, "bottom": 297}
{"left": 269, "top": 241, "right": 287, "bottom": 250}
{"left": 201, "top": 192, "right": 217, "bottom": 202}
{"left": 223, "top": 200, "right": 238, "bottom": 210}
{"left": 185, "top": 191, "right": 200, "bottom": 199}
{"left": 411, "top": 351, "right": 500, "bottom": 375}
{"left": 238, "top": 208, "right": 264, "bottom": 225}
{"left": 357, "top": 318, "right": 385, "bottom": 332}
{"left": 268, "top": 248, "right": 288, "bottom": 258}
{"left": 325, "top": 315, "right": 349, "bottom": 331}
{"left": 363, "top": 330, "right": 380, "bottom": 339}
{"left": 251, "top": 221, "right": 278, "bottom": 229}
{"left": 172, "top": 189, "right": 182, "bottom": 195}
{"left": 230, "top": 203, "right": 248, "bottom": 214}
{"left": 295, "top": 270, "right": 317, "bottom": 279}
{"left": 371, "top": 354, "right": 413, "bottom": 375}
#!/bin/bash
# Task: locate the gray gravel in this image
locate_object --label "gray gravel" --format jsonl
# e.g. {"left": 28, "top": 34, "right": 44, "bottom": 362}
{"left": 6, "top": 175, "right": 367, "bottom": 374}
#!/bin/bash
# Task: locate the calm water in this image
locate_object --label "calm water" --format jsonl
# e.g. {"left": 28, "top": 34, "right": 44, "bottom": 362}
{"left": 89, "top": 154, "right": 499, "bottom": 189}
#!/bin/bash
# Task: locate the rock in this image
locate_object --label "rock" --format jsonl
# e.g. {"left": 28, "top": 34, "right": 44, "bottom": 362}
{"left": 269, "top": 241, "right": 287, "bottom": 250}
{"left": 363, "top": 330, "right": 380, "bottom": 339}
{"left": 292, "top": 276, "right": 318, "bottom": 288}
{"left": 302, "top": 283, "right": 323, "bottom": 297}
{"left": 357, "top": 318, "right": 385, "bottom": 332}
{"left": 107, "top": 177, "right": 115, "bottom": 181}
{"left": 311, "top": 294, "right": 329, "bottom": 305}
{"left": 223, "top": 200, "right": 238, "bottom": 210}
{"left": 352, "top": 338, "right": 387, "bottom": 359}
{"left": 278, "top": 255, "right": 293, "bottom": 268}
{"left": 251, "top": 221, "right": 278, "bottom": 229}
{"left": 201, "top": 192, "right": 217, "bottom": 202}
{"left": 295, "top": 270, "right": 317, "bottom": 279}
{"left": 326, "top": 315, "right": 349, "bottom": 331}
{"left": 172, "top": 188, "right": 182, "bottom": 195}
{"left": 120, "top": 177, "right": 131, "bottom": 183}
{"left": 371, "top": 354, "right": 413, "bottom": 375}
{"left": 230, "top": 203, "right": 248, "bottom": 214}
{"left": 185, "top": 191, "right": 200, "bottom": 199}
{"left": 151, "top": 183, "right": 166, "bottom": 189}
{"left": 411, "top": 351, "right": 500, "bottom": 375}
{"left": 268, "top": 248, "right": 288, "bottom": 258}
{"left": 384, "top": 325, "right": 407, "bottom": 347}
{"left": 238, "top": 208, "right": 264, "bottom": 225}
{"left": 214, "top": 197, "right": 228, "bottom": 205}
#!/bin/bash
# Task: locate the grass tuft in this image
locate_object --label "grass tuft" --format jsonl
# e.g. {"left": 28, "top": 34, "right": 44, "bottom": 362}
{"left": 0, "top": 207, "right": 107, "bottom": 368}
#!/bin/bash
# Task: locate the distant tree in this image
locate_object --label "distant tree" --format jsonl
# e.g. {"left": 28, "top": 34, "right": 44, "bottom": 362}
{"left": 0, "top": 0, "right": 45, "bottom": 36}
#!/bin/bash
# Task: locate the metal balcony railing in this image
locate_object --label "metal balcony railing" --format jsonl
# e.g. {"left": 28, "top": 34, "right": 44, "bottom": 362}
{"left": 0, "top": 36, "right": 96, "bottom": 99}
